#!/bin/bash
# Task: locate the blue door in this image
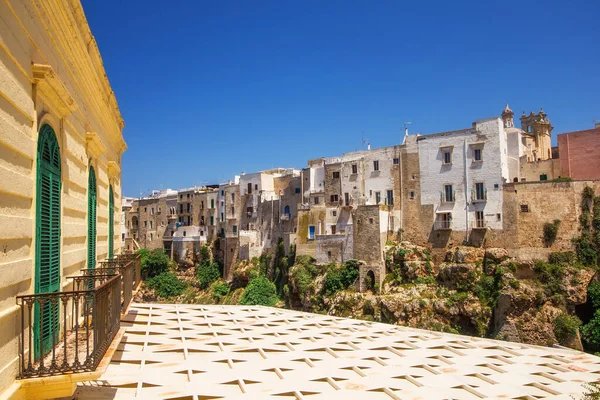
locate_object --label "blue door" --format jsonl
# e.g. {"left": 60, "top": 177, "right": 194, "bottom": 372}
{"left": 309, "top": 225, "right": 315, "bottom": 239}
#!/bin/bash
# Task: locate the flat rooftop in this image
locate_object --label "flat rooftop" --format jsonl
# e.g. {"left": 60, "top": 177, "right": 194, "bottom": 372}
{"left": 72, "top": 303, "right": 600, "bottom": 399}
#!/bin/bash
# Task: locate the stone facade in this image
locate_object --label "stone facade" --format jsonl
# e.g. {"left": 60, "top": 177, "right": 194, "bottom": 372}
{"left": 0, "top": 0, "right": 125, "bottom": 396}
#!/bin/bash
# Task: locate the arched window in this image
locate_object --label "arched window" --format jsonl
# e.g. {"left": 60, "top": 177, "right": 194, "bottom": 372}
{"left": 34, "top": 124, "right": 61, "bottom": 357}
{"left": 108, "top": 185, "right": 114, "bottom": 258}
{"left": 284, "top": 205, "right": 290, "bottom": 216}
{"left": 87, "top": 166, "right": 97, "bottom": 269}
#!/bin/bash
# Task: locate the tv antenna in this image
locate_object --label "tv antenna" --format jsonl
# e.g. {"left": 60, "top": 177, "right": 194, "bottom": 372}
{"left": 361, "top": 131, "right": 370, "bottom": 150}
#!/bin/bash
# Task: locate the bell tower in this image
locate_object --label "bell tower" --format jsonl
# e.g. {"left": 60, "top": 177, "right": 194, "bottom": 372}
{"left": 501, "top": 104, "right": 514, "bottom": 128}
{"left": 520, "top": 108, "right": 553, "bottom": 161}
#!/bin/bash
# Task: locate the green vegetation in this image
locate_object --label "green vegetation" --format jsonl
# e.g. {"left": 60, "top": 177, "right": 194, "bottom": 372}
{"left": 548, "top": 251, "right": 576, "bottom": 266}
{"left": 533, "top": 261, "right": 566, "bottom": 297}
{"left": 553, "top": 314, "right": 581, "bottom": 345}
{"left": 543, "top": 219, "right": 560, "bottom": 247}
{"left": 240, "top": 276, "right": 279, "bottom": 306}
{"left": 211, "top": 281, "right": 230, "bottom": 301}
{"left": 582, "top": 310, "right": 600, "bottom": 353}
{"left": 581, "top": 382, "right": 600, "bottom": 399}
{"left": 197, "top": 261, "right": 221, "bottom": 289}
{"left": 322, "top": 260, "right": 360, "bottom": 296}
{"left": 574, "top": 187, "right": 600, "bottom": 267}
{"left": 140, "top": 249, "right": 170, "bottom": 278}
{"left": 552, "top": 177, "right": 573, "bottom": 182}
{"left": 288, "top": 256, "right": 319, "bottom": 300}
{"left": 147, "top": 272, "right": 187, "bottom": 298}
{"left": 588, "top": 282, "right": 600, "bottom": 309}
{"left": 415, "top": 276, "right": 436, "bottom": 285}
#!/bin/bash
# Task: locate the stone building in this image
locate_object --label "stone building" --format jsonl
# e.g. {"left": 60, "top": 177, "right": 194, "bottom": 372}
{"left": 558, "top": 123, "right": 600, "bottom": 180}
{"left": 0, "top": 0, "right": 126, "bottom": 396}
{"left": 416, "top": 117, "right": 508, "bottom": 247}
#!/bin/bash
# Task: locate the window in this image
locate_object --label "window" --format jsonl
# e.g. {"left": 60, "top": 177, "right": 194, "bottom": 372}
{"left": 201, "top": 216, "right": 205, "bottom": 225}
{"left": 442, "top": 149, "right": 452, "bottom": 165}
{"left": 88, "top": 167, "right": 97, "bottom": 270}
{"left": 35, "top": 125, "right": 62, "bottom": 351}
{"left": 436, "top": 213, "right": 452, "bottom": 230}
{"left": 443, "top": 184, "right": 454, "bottom": 203}
{"left": 520, "top": 204, "right": 529, "bottom": 212}
{"left": 474, "top": 182, "right": 486, "bottom": 201}
{"left": 540, "top": 174, "right": 548, "bottom": 181}
{"left": 373, "top": 160, "right": 380, "bottom": 171}
{"left": 284, "top": 205, "right": 290, "bottom": 217}
{"left": 151, "top": 207, "right": 154, "bottom": 215}
{"left": 183, "top": 231, "right": 186, "bottom": 237}
{"left": 332, "top": 210, "right": 337, "bottom": 217}
{"left": 179, "top": 195, "right": 182, "bottom": 200}
{"left": 200, "top": 230, "right": 204, "bottom": 236}
{"left": 179, "top": 204, "right": 183, "bottom": 213}
{"left": 369, "top": 217, "right": 374, "bottom": 224}
{"left": 314, "top": 197, "right": 320, "bottom": 205}
{"left": 473, "top": 148, "right": 482, "bottom": 162}
{"left": 187, "top": 193, "right": 190, "bottom": 199}
{"left": 331, "top": 225, "right": 336, "bottom": 234}
{"left": 231, "top": 193, "right": 235, "bottom": 201}
{"left": 375, "top": 192, "right": 381, "bottom": 204}
{"left": 344, "top": 192, "right": 350, "bottom": 206}
{"left": 387, "top": 190, "right": 394, "bottom": 206}
{"left": 255, "top": 184, "right": 258, "bottom": 190}
{"left": 201, "top": 201, "right": 204, "bottom": 209}
{"left": 211, "top": 199, "right": 214, "bottom": 208}
{"left": 150, "top": 221, "right": 153, "bottom": 229}
{"left": 332, "top": 171, "right": 340, "bottom": 179}
{"left": 187, "top": 203, "right": 191, "bottom": 212}
{"left": 144, "top": 220, "right": 147, "bottom": 227}
{"left": 233, "top": 225, "right": 237, "bottom": 234}
{"left": 330, "top": 194, "right": 339, "bottom": 203}
{"left": 497, "top": 213, "right": 502, "bottom": 221}
{"left": 393, "top": 158, "right": 399, "bottom": 165}
{"left": 220, "top": 190, "right": 224, "bottom": 196}
{"left": 409, "top": 190, "right": 415, "bottom": 200}
{"left": 231, "top": 206, "right": 234, "bottom": 216}
{"left": 351, "top": 164, "right": 358, "bottom": 174}
{"left": 475, "top": 211, "right": 485, "bottom": 228}
{"left": 295, "top": 187, "right": 301, "bottom": 194}
{"left": 158, "top": 207, "right": 161, "bottom": 213}
{"left": 494, "top": 184, "right": 499, "bottom": 190}
{"left": 328, "top": 251, "right": 332, "bottom": 259}
{"left": 210, "top": 216, "right": 214, "bottom": 225}
{"left": 221, "top": 212, "right": 224, "bottom": 222}
{"left": 161, "top": 221, "right": 164, "bottom": 226}
{"left": 144, "top": 207, "right": 147, "bottom": 213}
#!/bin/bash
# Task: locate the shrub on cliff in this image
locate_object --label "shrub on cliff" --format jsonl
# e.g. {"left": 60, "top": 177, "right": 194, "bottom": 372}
{"left": 322, "top": 260, "right": 360, "bottom": 296}
{"left": 582, "top": 309, "right": 600, "bottom": 352}
{"left": 197, "top": 261, "right": 221, "bottom": 289}
{"left": 147, "top": 272, "right": 187, "bottom": 298}
{"left": 240, "top": 276, "right": 278, "bottom": 306}
{"left": 141, "top": 249, "right": 170, "bottom": 278}
{"left": 211, "top": 281, "right": 230, "bottom": 301}
{"left": 553, "top": 314, "right": 582, "bottom": 346}
{"left": 288, "top": 256, "right": 319, "bottom": 299}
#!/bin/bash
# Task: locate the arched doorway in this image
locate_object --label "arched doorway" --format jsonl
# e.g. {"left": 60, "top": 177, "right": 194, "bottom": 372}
{"left": 87, "top": 166, "right": 97, "bottom": 269}
{"left": 365, "top": 270, "right": 375, "bottom": 291}
{"left": 34, "top": 124, "right": 61, "bottom": 357}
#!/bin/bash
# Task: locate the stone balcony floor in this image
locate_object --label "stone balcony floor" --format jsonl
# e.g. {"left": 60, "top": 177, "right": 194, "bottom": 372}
{"left": 68, "top": 303, "right": 600, "bottom": 399}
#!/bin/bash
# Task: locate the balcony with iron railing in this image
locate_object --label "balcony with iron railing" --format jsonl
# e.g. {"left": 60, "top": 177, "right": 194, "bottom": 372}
{"left": 471, "top": 219, "right": 487, "bottom": 229}
{"left": 15, "top": 254, "right": 141, "bottom": 388}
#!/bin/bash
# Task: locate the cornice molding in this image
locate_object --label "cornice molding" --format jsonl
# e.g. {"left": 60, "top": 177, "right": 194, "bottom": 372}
{"left": 107, "top": 160, "right": 121, "bottom": 180}
{"left": 32, "top": 63, "right": 77, "bottom": 118}
{"left": 86, "top": 131, "right": 107, "bottom": 159}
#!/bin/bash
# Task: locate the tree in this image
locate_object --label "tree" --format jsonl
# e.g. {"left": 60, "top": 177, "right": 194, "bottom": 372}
{"left": 240, "top": 276, "right": 278, "bottom": 306}
{"left": 142, "top": 249, "right": 169, "bottom": 278}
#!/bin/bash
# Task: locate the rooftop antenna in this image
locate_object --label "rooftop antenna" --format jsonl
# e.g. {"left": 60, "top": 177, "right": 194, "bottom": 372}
{"left": 402, "top": 121, "right": 411, "bottom": 144}
{"left": 361, "top": 131, "right": 370, "bottom": 150}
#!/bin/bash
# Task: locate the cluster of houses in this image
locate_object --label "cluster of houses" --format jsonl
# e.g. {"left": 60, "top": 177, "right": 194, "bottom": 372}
{"left": 123, "top": 108, "right": 600, "bottom": 286}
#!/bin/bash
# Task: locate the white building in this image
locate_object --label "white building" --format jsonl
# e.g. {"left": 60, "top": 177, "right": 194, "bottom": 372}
{"left": 416, "top": 117, "right": 508, "bottom": 236}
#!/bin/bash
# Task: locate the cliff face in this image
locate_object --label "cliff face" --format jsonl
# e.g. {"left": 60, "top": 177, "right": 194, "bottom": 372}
{"left": 285, "top": 243, "right": 596, "bottom": 350}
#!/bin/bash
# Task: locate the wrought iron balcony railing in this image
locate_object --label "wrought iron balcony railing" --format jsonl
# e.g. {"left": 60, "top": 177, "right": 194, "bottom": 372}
{"left": 16, "top": 254, "right": 140, "bottom": 380}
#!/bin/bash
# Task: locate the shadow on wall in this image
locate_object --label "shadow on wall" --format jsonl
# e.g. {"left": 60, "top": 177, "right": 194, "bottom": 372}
{"left": 428, "top": 229, "right": 452, "bottom": 248}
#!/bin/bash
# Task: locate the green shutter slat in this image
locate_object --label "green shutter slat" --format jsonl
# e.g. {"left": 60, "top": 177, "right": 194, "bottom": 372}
{"left": 108, "top": 186, "right": 114, "bottom": 258}
{"left": 34, "top": 124, "right": 61, "bottom": 359}
{"left": 88, "top": 167, "right": 97, "bottom": 269}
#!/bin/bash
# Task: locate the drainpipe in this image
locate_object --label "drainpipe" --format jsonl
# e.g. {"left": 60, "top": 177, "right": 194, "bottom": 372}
{"left": 463, "top": 138, "right": 469, "bottom": 243}
{"left": 398, "top": 146, "right": 403, "bottom": 239}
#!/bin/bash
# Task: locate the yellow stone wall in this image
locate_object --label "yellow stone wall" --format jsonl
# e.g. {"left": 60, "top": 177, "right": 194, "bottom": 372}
{"left": 0, "top": 0, "right": 125, "bottom": 396}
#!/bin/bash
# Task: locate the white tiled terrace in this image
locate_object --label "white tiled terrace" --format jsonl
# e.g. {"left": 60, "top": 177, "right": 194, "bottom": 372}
{"left": 71, "top": 303, "right": 600, "bottom": 399}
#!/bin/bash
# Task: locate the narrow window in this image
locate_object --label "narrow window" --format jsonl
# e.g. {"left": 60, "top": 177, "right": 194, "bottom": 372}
{"left": 295, "top": 187, "right": 301, "bottom": 194}
{"left": 393, "top": 158, "right": 399, "bottom": 165}
{"left": 150, "top": 233, "right": 153, "bottom": 241}
{"left": 373, "top": 160, "right": 380, "bottom": 171}
{"left": 255, "top": 184, "right": 258, "bottom": 190}
{"left": 248, "top": 183, "right": 252, "bottom": 194}
{"left": 231, "top": 192, "right": 235, "bottom": 201}
{"left": 221, "top": 212, "right": 224, "bottom": 222}
{"left": 308, "top": 225, "right": 315, "bottom": 239}
{"left": 442, "top": 150, "right": 452, "bottom": 165}
{"left": 351, "top": 164, "right": 358, "bottom": 174}
{"left": 473, "top": 148, "right": 482, "bottom": 161}
{"left": 520, "top": 204, "right": 529, "bottom": 212}
{"left": 332, "top": 171, "right": 340, "bottom": 179}
{"left": 211, "top": 199, "right": 215, "bottom": 208}
{"left": 375, "top": 192, "right": 381, "bottom": 204}
{"left": 108, "top": 186, "right": 114, "bottom": 258}
{"left": 332, "top": 210, "right": 337, "bottom": 217}
{"left": 444, "top": 184, "right": 454, "bottom": 202}
{"left": 387, "top": 190, "right": 394, "bottom": 205}
{"left": 201, "top": 201, "right": 204, "bottom": 209}
{"left": 540, "top": 174, "right": 548, "bottom": 181}
{"left": 330, "top": 194, "right": 339, "bottom": 202}
{"left": 344, "top": 192, "right": 350, "bottom": 206}
{"left": 474, "top": 182, "right": 486, "bottom": 201}
{"left": 144, "top": 220, "right": 147, "bottom": 227}
{"left": 314, "top": 197, "right": 320, "bottom": 205}
{"left": 409, "top": 190, "right": 415, "bottom": 200}
{"left": 233, "top": 225, "right": 237, "bottom": 234}
{"left": 210, "top": 216, "right": 214, "bottom": 225}
{"left": 369, "top": 217, "right": 374, "bottom": 224}
{"left": 150, "top": 221, "right": 153, "bottom": 229}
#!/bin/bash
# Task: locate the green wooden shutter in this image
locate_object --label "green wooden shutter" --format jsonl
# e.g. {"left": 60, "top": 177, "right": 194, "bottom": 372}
{"left": 34, "top": 124, "right": 61, "bottom": 358}
{"left": 87, "top": 167, "right": 97, "bottom": 269}
{"left": 108, "top": 186, "right": 114, "bottom": 258}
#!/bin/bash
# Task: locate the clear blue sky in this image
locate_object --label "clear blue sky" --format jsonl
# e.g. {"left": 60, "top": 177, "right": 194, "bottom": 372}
{"left": 82, "top": 0, "right": 600, "bottom": 198}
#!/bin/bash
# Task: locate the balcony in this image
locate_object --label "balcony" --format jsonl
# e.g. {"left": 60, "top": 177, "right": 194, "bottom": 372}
{"left": 15, "top": 254, "right": 140, "bottom": 385}
{"left": 434, "top": 220, "right": 452, "bottom": 230}
{"left": 280, "top": 214, "right": 290, "bottom": 221}
{"left": 471, "top": 187, "right": 488, "bottom": 203}
{"left": 472, "top": 219, "right": 487, "bottom": 229}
